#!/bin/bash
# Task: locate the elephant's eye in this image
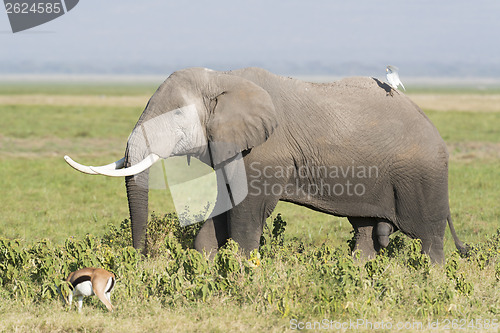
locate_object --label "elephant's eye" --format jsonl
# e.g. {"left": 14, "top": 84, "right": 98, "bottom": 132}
{"left": 208, "top": 97, "right": 219, "bottom": 112}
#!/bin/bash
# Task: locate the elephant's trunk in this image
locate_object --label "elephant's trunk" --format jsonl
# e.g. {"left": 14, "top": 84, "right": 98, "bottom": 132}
{"left": 126, "top": 170, "right": 150, "bottom": 253}
{"left": 64, "top": 108, "right": 180, "bottom": 254}
{"left": 123, "top": 121, "right": 176, "bottom": 254}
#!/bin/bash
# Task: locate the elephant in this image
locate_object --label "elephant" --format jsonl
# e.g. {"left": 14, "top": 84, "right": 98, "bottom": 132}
{"left": 65, "top": 67, "right": 466, "bottom": 264}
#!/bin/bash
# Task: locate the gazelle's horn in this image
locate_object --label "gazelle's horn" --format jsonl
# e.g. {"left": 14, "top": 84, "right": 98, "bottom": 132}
{"left": 90, "top": 153, "right": 160, "bottom": 177}
{"left": 64, "top": 156, "right": 125, "bottom": 175}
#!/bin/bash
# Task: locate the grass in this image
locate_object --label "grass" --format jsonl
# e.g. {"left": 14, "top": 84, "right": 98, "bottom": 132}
{"left": 0, "top": 294, "right": 289, "bottom": 332}
{"left": 0, "top": 157, "right": 177, "bottom": 242}
{"left": 427, "top": 111, "right": 500, "bottom": 142}
{"left": 1, "top": 104, "right": 142, "bottom": 139}
{"left": 0, "top": 85, "right": 499, "bottom": 332}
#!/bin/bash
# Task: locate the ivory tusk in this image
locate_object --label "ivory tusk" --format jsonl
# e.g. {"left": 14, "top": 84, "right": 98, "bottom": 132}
{"left": 90, "top": 153, "right": 160, "bottom": 177}
{"left": 64, "top": 156, "right": 125, "bottom": 175}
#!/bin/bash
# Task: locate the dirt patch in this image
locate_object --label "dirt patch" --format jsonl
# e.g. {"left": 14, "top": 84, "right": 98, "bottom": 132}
{"left": 0, "top": 136, "right": 125, "bottom": 158}
{"left": 447, "top": 142, "right": 500, "bottom": 162}
{"left": 0, "top": 94, "right": 150, "bottom": 107}
{"left": 408, "top": 94, "right": 500, "bottom": 112}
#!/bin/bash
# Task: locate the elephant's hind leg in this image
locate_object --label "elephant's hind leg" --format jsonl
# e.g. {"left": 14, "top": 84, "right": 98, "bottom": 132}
{"left": 348, "top": 217, "right": 379, "bottom": 260}
{"left": 376, "top": 220, "right": 395, "bottom": 249}
{"left": 420, "top": 235, "right": 445, "bottom": 264}
{"left": 410, "top": 219, "right": 446, "bottom": 264}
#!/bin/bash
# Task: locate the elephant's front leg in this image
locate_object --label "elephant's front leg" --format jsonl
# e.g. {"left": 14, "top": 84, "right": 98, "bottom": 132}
{"left": 227, "top": 195, "right": 279, "bottom": 254}
{"left": 194, "top": 213, "right": 228, "bottom": 258}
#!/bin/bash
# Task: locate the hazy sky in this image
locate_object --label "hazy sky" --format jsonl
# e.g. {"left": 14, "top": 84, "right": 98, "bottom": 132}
{"left": 1, "top": 1, "right": 500, "bottom": 76}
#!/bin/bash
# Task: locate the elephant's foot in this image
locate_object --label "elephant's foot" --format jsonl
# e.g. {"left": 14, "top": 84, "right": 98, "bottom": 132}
{"left": 348, "top": 217, "right": 378, "bottom": 260}
{"left": 376, "top": 221, "right": 394, "bottom": 248}
{"left": 420, "top": 236, "right": 445, "bottom": 265}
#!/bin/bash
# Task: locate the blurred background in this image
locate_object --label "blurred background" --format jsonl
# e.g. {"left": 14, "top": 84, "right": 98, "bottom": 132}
{"left": 2, "top": 0, "right": 500, "bottom": 84}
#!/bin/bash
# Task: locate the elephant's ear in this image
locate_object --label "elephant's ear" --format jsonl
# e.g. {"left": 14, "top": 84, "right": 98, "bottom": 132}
{"left": 207, "top": 76, "right": 277, "bottom": 164}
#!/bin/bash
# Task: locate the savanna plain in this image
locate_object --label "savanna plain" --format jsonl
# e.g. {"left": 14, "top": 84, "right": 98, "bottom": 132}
{"left": 0, "top": 81, "right": 499, "bottom": 332}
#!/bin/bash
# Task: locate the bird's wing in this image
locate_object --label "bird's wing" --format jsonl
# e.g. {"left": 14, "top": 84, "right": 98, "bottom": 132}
{"left": 386, "top": 72, "right": 397, "bottom": 89}
{"left": 399, "top": 79, "right": 405, "bottom": 91}
{"left": 393, "top": 72, "right": 405, "bottom": 91}
{"left": 388, "top": 72, "right": 405, "bottom": 91}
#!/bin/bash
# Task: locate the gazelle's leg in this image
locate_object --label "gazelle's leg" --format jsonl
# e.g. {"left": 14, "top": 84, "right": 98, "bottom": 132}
{"left": 77, "top": 296, "right": 83, "bottom": 312}
{"left": 92, "top": 276, "right": 114, "bottom": 311}
{"left": 68, "top": 293, "right": 73, "bottom": 308}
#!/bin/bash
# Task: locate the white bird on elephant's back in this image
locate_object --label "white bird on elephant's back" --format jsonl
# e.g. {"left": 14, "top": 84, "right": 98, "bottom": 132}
{"left": 386, "top": 65, "right": 405, "bottom": 92}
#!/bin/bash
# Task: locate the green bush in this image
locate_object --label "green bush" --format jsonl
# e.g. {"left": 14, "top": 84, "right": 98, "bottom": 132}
{"left": 102, "top": 213, "right": 202, "bottom": 257}
{"left": 0, "top": 213, "right": 499, "bottom": 320}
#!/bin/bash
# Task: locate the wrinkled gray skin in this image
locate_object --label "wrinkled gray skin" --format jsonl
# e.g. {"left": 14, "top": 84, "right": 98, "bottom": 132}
{"left": 124, "top": 67, "right": 465, "bottom": 264}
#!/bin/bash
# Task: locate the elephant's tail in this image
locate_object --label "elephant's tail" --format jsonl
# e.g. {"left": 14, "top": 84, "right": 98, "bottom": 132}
{"left": 447, "top": 212, "right": 469, "bottom": 256}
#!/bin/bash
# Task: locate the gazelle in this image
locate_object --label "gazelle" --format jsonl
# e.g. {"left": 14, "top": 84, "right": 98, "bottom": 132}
{"left": 65, "top": 267, "right": 115, "bottom": 312}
